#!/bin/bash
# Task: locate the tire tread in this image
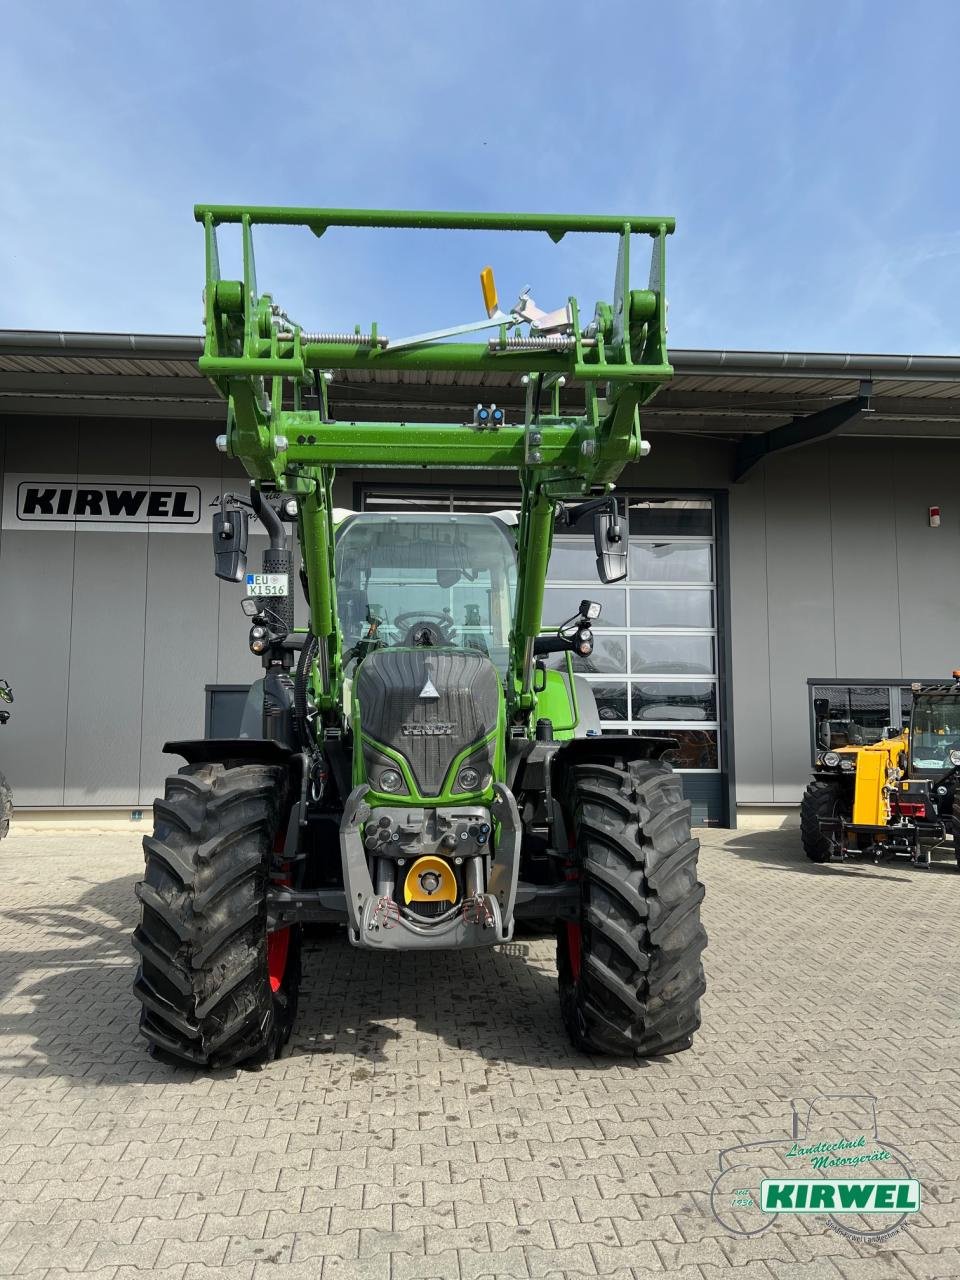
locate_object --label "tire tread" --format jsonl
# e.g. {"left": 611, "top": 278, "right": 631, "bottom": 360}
{"left": 558, "top": 757, "right": 707, "bottom": 1058}
{"left": 133, "top": 761, "right": 298, "bottom": 1069}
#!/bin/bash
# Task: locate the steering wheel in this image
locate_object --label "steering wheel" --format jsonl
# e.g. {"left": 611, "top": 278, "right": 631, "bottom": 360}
{"left": 394, "top": 610, "right": 457, "bottom": 646}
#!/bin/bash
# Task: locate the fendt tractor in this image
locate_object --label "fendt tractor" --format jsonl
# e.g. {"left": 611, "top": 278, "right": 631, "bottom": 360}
{"left": 801, "top": 674, "right": 960, "bottom": 868}
{"left": 132, "top": 207, "right": 707, "bottom": 1068}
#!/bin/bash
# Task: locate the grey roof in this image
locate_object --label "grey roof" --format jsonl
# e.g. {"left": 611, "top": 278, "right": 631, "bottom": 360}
{"left": 2, "top": 329, "right": 960, "bottom": 437}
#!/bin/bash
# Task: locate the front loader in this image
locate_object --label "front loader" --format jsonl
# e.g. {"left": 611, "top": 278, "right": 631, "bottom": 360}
{"left": 132, "top": 207, "right": 707, "bottom": 1068}
{"left": 800, "top": 674, "right": 960, "bottom": 868}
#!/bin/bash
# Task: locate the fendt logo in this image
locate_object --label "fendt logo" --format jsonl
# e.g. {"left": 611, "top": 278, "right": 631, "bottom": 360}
{"left": 401, "top": 723, "right": 455, "bottom": 736}
{"left": 16, "top": 482, "right": 200, "bottom": 524}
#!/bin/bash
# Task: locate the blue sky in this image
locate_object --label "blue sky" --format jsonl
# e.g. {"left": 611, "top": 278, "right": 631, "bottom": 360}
{"left": 2, "top": 1, "right": 959, "bottom": 353}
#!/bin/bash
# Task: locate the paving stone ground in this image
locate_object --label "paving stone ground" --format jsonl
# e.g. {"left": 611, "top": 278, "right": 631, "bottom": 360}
{"left": 0, "top": 822, "right": 957, "bottom": 1279}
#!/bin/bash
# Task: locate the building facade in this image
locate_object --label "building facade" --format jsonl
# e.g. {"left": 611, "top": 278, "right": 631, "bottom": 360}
{"left": 2, "top": 333, "right": 959, "bottom": 825}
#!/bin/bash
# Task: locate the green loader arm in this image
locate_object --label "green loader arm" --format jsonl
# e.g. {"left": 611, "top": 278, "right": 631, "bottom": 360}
{"left": 196, "top": 205, "right": 674, "bottom": 722}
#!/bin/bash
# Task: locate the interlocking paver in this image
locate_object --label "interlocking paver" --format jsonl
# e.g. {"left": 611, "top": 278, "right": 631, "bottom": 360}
{"left": 0, "top": 825, "right": 957, "bottom": 1279}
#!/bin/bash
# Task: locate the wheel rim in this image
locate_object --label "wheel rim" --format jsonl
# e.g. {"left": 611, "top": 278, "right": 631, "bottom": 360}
{"left": 566, "top": 922, "right": 583, "bottom": 981}
{"left": 266, "top": 927, "right": 290, "bottom": 993}
{"left": 268, "top": 828, "right": 291, "bottom": 993}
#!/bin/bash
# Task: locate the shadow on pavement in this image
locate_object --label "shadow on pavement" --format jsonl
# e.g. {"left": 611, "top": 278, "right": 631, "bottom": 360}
{"left": 713, "top": 827, "right": 957, "bottom": 882}
{"left": 0, "top": 874, "right": 646, "bottom": 1084}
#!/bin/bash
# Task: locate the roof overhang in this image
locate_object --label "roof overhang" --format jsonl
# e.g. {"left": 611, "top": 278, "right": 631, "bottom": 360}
{"left": 2, "top": 331, "right": 960, "bottom": 444}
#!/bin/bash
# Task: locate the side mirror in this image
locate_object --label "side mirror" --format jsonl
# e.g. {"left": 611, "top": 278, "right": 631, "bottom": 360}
{"left": 212, "top": 508, "right": 248, "bottom": 582}
{"left": 593, "top": 507, "right": 627, "bottom": 583}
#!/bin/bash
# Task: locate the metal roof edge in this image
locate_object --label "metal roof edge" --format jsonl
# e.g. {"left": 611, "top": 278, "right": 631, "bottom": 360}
{"left": 2, "top": 330, "right": 960, "bottom": 380}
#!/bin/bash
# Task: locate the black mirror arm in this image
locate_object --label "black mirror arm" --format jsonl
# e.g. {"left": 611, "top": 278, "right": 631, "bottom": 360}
{"left": 557, "top": 495, "right": 618, "bottom": 527}
{"left": 533, "top": 634, "right": 571, "bottom": 656}
{"left": 533, "top": 614, "right": 594, "bottom": 658}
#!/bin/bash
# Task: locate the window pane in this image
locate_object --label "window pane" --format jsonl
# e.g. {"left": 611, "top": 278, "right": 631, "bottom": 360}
{"left": 548, "top": 538, "right": 601, "bottom": 582}
{"left": 631, "top": 681, "right": 717, "bottom": 722}
{"left": 585, "top": 681, "right": 629, "bottom": 722}
{"left": 543, "top": 587, "right": 626, "bottom": 627}
{"left": 630, "top": 499, "right": 713, "bottom": 537}
{"left": 363, "top": 491, "right": 450, "bottom": 513}
{"left": 631, "top": 634, "right": 715, "bottom": 675}
{"left": 811, "top": 684, "right": 891, "bottom": 748}
{"left": 633, "top": 728, "right": 719, "bottom": 769}
{"left": 630, "top": 541, "right": 712, "bottom": 583}
{"left": 451, "top": 493, "right": 522, "bottom": 515}
{"left": 544, "top": 634, "right": 628, "bottom": 675}
{"left": 630, "top": 589, "right": 713, "bottom": 628}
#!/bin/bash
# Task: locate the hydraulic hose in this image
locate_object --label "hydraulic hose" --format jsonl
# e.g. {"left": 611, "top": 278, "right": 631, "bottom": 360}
{"left": 294, "top": 630, "right": 319, "bottom": 751}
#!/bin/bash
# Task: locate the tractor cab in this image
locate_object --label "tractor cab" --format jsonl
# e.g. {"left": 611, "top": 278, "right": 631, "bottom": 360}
{"left": 908, "top": 683, "right": 960, "bottom": 776}
{"left": 334, "top": 513, "right": 518, "bottom": 674}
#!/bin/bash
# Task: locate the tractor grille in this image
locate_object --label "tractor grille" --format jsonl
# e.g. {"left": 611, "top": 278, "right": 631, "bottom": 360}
{"left": 356, "top": 648, "right": 500, "bottom": 795}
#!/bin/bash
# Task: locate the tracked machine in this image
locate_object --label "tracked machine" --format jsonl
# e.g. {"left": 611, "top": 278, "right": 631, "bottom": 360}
{"left": 132, "top": 206, "right": 707, "bottom": 1067}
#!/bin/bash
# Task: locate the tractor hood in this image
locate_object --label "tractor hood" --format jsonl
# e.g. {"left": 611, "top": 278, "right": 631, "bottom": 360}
{"left": 354, "top": 648, "right": 502, "bottom": 799}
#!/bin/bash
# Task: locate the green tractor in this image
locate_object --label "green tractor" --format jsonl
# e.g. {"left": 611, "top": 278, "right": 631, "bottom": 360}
{"left": 132, "top": 207, "right": 707, "bottom": 1068}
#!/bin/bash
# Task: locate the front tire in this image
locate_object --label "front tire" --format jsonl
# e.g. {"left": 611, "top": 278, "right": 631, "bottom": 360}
{"left": 133, "top": 762, "right": 301, "bottom": 1069}
{"left": 800, "top": 778, "right": 843, "bottom": 863}
{"left": 557, "top": 757, "right": 706, "bottom": 1057}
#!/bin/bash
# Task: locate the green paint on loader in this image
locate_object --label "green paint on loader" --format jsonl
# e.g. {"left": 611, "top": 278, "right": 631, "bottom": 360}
{"left": 131, "top": 207, "right": 707, "bottom": 1071}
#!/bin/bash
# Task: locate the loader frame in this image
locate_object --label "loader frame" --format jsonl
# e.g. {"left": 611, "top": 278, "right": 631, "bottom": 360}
{"left": 195, "top": 205, "right": 674, "bottom": 729}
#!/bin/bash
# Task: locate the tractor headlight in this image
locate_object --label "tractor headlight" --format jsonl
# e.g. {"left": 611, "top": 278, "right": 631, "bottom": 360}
{"left": 822, "top": 752, "right": 841, "bottom": 768}
{"left": 949, "top": 748, "right": 960, "bottom": 767}
{"left": 840, "top": 758, "right": 856, "bottom": 772}
{"left": 456, "top": 766, "right": 481, "bottom": 792}
{"left": 378, "top": 769, "right": 404, "bottom": 793}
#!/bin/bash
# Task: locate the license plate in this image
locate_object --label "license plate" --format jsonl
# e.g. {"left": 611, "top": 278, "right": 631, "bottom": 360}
{"left": 245, "top": 573, "right": 288, "bottom": 596}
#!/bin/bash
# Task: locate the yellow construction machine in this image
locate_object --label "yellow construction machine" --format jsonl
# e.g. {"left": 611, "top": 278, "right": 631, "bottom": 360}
{"left": 800, "top": 673, "right": 960, "bottom": 868}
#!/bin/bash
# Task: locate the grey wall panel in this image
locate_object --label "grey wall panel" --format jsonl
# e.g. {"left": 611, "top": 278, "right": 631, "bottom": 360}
{"left": 63, "top": 418, "right": 151, "bottom": 805}
{"left": 3, "top": 415, "right": 80, "bottom": 471}
{"left": 77, "top": 417, "right": 152, "bottom": 474}
{"left": 152, "top": 419, "right": 221, "bottom": 479}
{"left": 892, "top": 439, "right": 960, "bottom": 676}
{"left": 0, "top": 528, "right": 75, "bottom": 805}
{"left": 763, "top": 448, "right": 836, "bottom": 802}
{"left": 727, "top": 472, "right": 774, "bottom": 803}
{"left": 63, "top": 531, "right": 148, "bottom": 804}
{"left": 139, "top": 409, "right": 226, "bottom": 802}
{"left": 0, "top": 419, "right": 78, "bottom": 805}
{"left": 623, "top": 434, "right": 736, "bottom": 488}
{"left": 138, "top": 530, "right": 218, "bottom": 804}
{"left": 828, "top": 439, "right": 901, "bottom": 675}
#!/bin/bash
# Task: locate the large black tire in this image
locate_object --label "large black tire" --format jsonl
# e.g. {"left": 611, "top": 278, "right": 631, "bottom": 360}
{"left": 556, "top": 757, "right": 707, "bottom": 1057}
{"left": 800, "top": 778, "right": 843, "bottom": 863}
{"left": 133, "top": 762, "right": 301, "bottom": 1069}
{"left": 0, "top": 772, "right": 11, "bottom": 839}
